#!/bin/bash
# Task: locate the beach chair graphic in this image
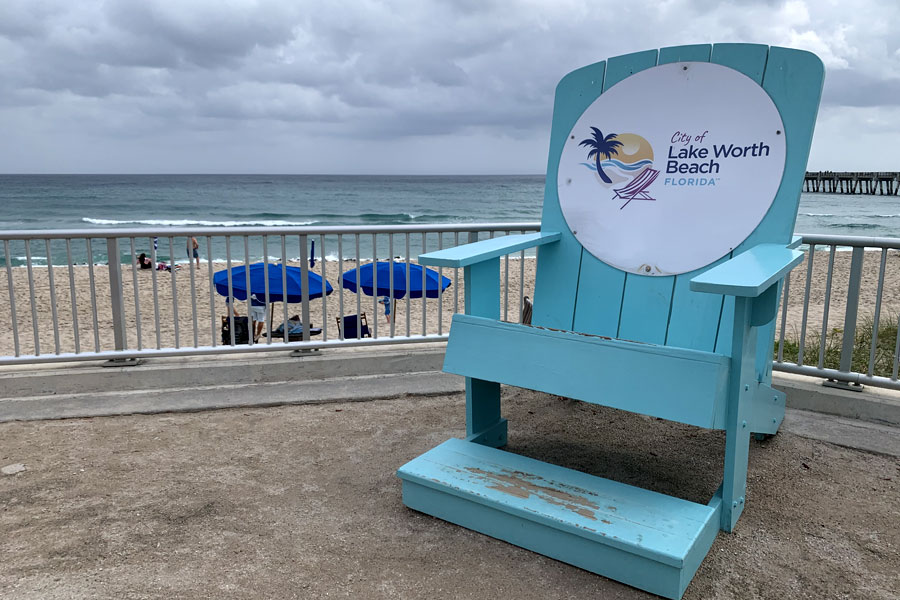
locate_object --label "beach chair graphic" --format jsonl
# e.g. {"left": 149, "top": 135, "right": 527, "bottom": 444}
{"left": 613, "top": 167, "right": 660, "bottom": 209}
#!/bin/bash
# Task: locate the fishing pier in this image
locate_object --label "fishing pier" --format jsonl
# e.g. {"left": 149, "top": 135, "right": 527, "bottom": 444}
{"left": 804, "top": 171, "right": 900, "bottom": 195}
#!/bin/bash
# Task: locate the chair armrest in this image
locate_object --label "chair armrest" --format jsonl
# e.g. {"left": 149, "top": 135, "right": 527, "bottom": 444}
{"left": 690, "top": 244, "right": 803, "bottom": 297}
{"left": 418, "top": 231, "right": 561, "bottom": 268}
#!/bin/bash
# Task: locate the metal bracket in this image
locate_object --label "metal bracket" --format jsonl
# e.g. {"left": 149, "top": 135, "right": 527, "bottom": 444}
{"left": 290, "top": 348, "right": 320, "bottom": 357}
{"left": 102, "top": 358, "right": 143, "bottom": 368}
{"left": 822, "top": 378, "right": 864, "bottom": 392}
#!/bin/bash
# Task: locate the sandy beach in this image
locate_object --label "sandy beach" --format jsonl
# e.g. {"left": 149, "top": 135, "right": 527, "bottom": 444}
{"left": 3, "top": 249, "right": 900, "bottom": 358}
{"left": 0, "top": 258, "right": 510, "bottom": 357}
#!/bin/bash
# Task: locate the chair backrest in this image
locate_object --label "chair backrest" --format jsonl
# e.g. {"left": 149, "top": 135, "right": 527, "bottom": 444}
{"left": 337, "top": 313, "right": 371, "bottom": 339}
{"left": 532, "top": 44, "right": 823, "bottom": 359}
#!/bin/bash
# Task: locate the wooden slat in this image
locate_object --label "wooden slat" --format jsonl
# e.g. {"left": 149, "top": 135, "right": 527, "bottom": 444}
{"left": 444, "top": 314, "right": 730, "bottom": 429}
{"left": 707, "top": 43, "right": 773, "bottom": 354}
{"left": 532, "top": 61, "right": 607, "bottom": 330}
{"left": 665, "top": 256, "right": 728, "bottom": 351}
{"left": 575, "top": 49, "right": 667, "bottom": 341}
{"left": 603, "top": 48, "right": 659, "bottom": 87}
{"left": 657, "top": 43, "right": 723, "bottom": 351}
{"left": 743, "top": 47, "right": 825, "bottom": 377}
{"left": 710, "top": 43, "right": 769, "bottom": 84}
{"left": 571, "top": 258, "right": 625, "bottom": 337}
{"left": 658, "top": 44, "right": 712, "bottom": 64}
{"left": 600, "top": 49, "right": 677, "bottom": 344}
{"left": 617, "top": 272, "right": 676, "bottom": 344}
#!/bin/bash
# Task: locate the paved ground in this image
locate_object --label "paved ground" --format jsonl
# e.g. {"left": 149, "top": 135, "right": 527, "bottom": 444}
{"left": 1, "top": 381, "right": 898, "bottom": 599}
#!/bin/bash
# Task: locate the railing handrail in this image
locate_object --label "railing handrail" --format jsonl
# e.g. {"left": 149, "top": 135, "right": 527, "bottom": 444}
{"left": 0, "top": 222, "right": 542, "bottom": 241}
{"left": 796, "top": 233, "right": 900, "bottom": 249}
{"left": 7, "top": 227, "right": 897, "bottom": 249}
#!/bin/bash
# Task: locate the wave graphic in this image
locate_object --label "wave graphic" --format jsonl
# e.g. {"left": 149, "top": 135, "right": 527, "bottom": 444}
{"left": 82, "top": 217, "right": 317, "bottom": 227}
{"left": 802, "top": 213, "right": 834, "bottom": 217}
{"left": 581, "top": 159, "right": 653, "bottom": 172}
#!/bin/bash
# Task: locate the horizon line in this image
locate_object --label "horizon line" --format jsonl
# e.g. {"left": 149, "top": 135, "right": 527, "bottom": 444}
{"left": 0, "top": 172, "right": 548, "bottom": 177}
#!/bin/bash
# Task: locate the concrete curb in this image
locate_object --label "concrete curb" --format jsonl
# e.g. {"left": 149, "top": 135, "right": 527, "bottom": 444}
{"left": 775, "top": 371, "right": 900, "bottom": 426}
{"left": 0, "top": 345, "right": 448, "bottom": 399}
{"left": 0, "top": 372, "right": 465, "bottom": 422}
{"left": 3, "top": 346, "right": 900, "bottom": 429}
{"left": 783, "top": 408, "right": 900, "bottom": 457}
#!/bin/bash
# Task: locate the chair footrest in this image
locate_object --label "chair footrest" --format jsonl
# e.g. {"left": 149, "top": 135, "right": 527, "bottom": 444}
{"left": 397, "top": 438, "right": 721, "bottom": 599}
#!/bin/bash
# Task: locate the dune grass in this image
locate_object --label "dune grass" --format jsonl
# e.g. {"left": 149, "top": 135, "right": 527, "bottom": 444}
{"left": 775, "top": 314, "right": 900, "bottom": 377}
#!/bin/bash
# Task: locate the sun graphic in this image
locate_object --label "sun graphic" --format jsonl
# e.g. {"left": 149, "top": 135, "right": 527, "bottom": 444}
{"left": 579, "top": 129, "right": 655, "bottom": 186}
{"left": 612, "top": 133, "right": 654, "bottom": 165}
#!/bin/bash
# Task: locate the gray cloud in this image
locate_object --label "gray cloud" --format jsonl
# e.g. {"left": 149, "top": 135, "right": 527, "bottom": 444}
{"left": 1, "top": 0, "right": 899, "bottom": 173}
{"left": 823, "top": 70, "right": 900, "bottom": 108}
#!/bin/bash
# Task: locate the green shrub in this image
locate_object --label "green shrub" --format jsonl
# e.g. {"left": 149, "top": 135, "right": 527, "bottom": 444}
{"left": 774, "top": 314, "right": 899, "bottom": 377}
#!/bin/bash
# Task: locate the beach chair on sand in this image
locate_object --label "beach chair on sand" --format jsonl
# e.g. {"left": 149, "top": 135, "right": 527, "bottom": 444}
{"left": 613, "top": 167, "right": 660, "bottom": 209}
{"left": 271, "top": 316, "right": 322, "bottom": 341}
{"left": 397, "top": 44, "right": 823, "bottom": 599}
{"left": 336, "top": 313, "right": 371, "bottom": 339}
{"left": 221, "top": 316, "right": 251, "bottom": 345}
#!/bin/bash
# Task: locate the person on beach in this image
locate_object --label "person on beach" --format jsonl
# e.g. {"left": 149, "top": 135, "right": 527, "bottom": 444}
{"left": 379, "top": 296, "right": 393, "bottom": 324}
{"left": 248, "top": 294, "right": 267, "bottom": 340}
{"left": 186, "top": 236, "right": 200, "bottom": 269}
{"left": 137, "top": 253, "right": 152, "bottom": 270}
{"left": 225, "top": 294, "right": 267, "bottom": 341}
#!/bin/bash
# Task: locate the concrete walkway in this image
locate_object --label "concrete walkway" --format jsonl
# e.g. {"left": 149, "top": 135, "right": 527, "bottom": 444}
{"left": 2, "top": 375, "right": 898, "bottom": 599}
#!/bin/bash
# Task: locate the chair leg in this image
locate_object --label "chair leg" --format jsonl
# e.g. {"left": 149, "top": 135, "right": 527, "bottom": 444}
{"left": 722, "top": 296, "right": 755, "bottom": 532}
{"left": 465, "top": 377, "right": 507, "bottom": 448}
{"left": 721, "top": 422, "right": 751, "bottom": 532}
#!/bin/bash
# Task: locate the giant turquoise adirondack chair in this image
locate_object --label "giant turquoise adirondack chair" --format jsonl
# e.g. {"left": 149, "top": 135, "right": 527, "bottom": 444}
{"left": 397, "top": 44, "right": 823, "bottom": 599}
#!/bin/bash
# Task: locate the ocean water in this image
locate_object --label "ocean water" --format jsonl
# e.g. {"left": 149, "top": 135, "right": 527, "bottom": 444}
{"left": 0, "top": 175, "right": 896, "bottom": 266}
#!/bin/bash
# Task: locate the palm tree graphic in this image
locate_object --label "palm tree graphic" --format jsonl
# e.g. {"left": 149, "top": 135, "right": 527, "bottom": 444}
{"left": 579, "top": 127, "right": 623, "bottom": 184}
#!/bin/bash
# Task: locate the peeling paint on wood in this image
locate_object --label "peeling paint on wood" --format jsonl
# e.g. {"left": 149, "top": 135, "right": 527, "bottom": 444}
{"left": 464, "top": 466, "right": 602, "bottom": 521}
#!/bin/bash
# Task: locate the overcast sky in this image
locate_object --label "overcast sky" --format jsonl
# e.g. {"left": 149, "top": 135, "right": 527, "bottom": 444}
{"left": 1, "top": 0, "right": 898, "bottom": 174}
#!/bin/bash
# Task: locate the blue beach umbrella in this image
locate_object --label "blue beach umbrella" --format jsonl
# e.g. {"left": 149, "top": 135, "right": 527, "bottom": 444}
{"left": 213, "top": 263, "right": 333, "bottom": 303}
{"left": 340, "top": 261, "right": 451, "bottom": 299}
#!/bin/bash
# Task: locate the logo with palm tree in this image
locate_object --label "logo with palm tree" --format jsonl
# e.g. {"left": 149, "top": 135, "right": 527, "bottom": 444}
{"left": 579, "top": 127, "right": 660, "bottom": 209}
{"left": 579, "top": 127, "right": 624, "bottom": 184}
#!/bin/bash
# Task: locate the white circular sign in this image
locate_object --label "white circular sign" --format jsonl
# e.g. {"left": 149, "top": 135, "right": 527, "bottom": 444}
{"left": 557, "top": 62, "right": 786, "bottom": 276}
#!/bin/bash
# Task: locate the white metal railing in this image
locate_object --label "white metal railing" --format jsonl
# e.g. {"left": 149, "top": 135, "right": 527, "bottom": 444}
{"left": 3, "top": 226, "right": 898, "bottom": 391}
{"left": 0, "top": 224, "right": 539, "bottom": 365}
{"left": 774, "top": 233, "right": 900, "bottom": 390}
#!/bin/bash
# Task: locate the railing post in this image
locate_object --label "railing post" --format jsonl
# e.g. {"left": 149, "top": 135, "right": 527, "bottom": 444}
{"left": 105, "top": 237, "right": 139, "bottom": 366}
{"left": 299, "top": 235, "right": 311, "bottom": 343}
{"left": 824, "top": 246, "right": 864, "bottom": 391}
{"left": 291, "top": 234, "right": 314, "bottom": 357}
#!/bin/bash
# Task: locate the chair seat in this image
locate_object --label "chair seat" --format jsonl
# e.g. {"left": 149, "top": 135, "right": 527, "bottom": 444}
{"left": 445, "top": 314, "right": 731, "bottom": 429}
{"left": 398, "top": 438, "right": 721, "bottom": 599}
